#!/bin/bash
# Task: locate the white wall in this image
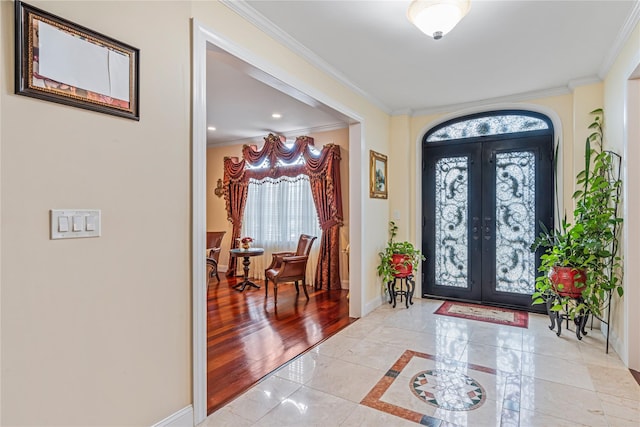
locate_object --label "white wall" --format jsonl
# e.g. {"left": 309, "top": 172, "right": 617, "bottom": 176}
{"left": 1, "top": 1, "right": 193, "bottom": 424}
{"left": 603, "top": 17, "right": 640, "bottom": 369}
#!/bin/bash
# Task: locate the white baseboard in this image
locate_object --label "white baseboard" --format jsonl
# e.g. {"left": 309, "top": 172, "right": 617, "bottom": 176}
{"left": 341, "top": 279, "right": 349, "bottom": 289}
{"left": 218, "top": 265, "right": 228, "bottom": 273}
{"left": 606, "top": 324, "right": 624, "bottom": 361}
{"left": 364, "top": 294, "right": 383, "bottom": 317}
{"left": 151, "top": 405, "right": 193, "bottom": 427}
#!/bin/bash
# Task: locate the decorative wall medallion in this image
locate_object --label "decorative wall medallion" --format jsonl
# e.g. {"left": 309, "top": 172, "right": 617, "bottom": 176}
{"left": 410, "top": 369, "right": 485, "bottom": 411}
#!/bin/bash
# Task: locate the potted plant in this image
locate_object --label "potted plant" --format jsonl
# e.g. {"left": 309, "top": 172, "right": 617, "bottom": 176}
{"left": 532, "top": 219, "right": 589, "bottom": 299}
{"left": 531, "top": 109, "right": 623, "bottom": 321}
{"left": 377, "top": 221, "right": 425, "bottom": 285}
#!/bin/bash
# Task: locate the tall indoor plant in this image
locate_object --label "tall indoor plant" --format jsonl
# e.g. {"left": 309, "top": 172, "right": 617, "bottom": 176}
{"left": 531, "top": 109, "right": 623, "bottom": 320}
{"left": 377, "top": 221, "right": 425, "bottom": 285}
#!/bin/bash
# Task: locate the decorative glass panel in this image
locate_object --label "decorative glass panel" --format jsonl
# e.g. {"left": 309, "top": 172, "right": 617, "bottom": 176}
{"left": 435, "top": 156, "right": 468, "bottom": 288}
{"left": 427, "top": 115, "right": 548, "bottom": 142}
{"left": 495, "top": 151, "right": 536, "bottom": 294}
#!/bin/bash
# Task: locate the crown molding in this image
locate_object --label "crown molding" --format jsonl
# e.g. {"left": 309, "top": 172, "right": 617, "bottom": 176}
{"left": 221, "top": 0, "right": 392, "bottom": 114}
{"left": 391, "top": 108, "right": 414, "bottom": 116}
{"left": 598, "top": 0, "right": 640, "bottom": 78}
{"left": 397, "top": 76, "right": 603, "bottom": 117}
{"left": 409, "top": 85, "right": 572, "bottom": 117}
{"left": 567, "top": 75, "right": 602, "bottom": 91}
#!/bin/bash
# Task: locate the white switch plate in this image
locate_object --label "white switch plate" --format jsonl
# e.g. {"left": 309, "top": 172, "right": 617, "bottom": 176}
{"left": 72, "top": 215, "right": 84, "bottom": 232}
{"left": 51, "top": 210, "right": 101, "bottom": 239}
{"left": 58, "top": 216, "right": 69, "bottom": 232}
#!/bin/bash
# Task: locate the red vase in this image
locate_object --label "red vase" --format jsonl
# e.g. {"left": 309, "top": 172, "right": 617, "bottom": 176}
{"left": 549, "top": 266, "right": 586, "bottom": 298}
{"left": 391, "top": 254, "right": 413, "bottom": 278}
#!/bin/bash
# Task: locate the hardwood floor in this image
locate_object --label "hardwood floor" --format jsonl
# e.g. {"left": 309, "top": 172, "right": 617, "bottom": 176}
{"left": 207, "top": 275, "right": 354, "bottom": 414}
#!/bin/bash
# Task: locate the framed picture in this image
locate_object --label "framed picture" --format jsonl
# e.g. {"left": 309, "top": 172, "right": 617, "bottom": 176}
{"left": 369, "top": 150, "right": 388, "bottom": 199}
{"left": 15, "top": 1, "right": 140, "bottom": 120}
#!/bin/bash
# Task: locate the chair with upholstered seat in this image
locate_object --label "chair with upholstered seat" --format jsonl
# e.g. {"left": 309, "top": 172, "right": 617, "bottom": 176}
{"left": 264, "top": 234, "right": 317, "bottom": 305}
{"left": 206, "top": 231, "right": 226, "bottom": 284}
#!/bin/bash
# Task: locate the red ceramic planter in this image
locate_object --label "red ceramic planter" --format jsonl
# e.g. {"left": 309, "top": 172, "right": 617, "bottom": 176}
{"left": 391, "top": 254, "right": 413, "bottom": 278}
{"left": 550, "top": 266, "right": 586, "bottom": 298}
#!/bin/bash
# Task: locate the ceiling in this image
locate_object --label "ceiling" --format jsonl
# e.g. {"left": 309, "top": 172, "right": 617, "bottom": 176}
{"left": 206, "top": 47, "right": 350, "bottom": 145}
{"left": 207, "top": 0, "right": 639, "bottom": 145}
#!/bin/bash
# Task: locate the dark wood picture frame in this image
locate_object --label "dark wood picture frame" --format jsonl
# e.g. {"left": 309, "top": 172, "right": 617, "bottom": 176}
{"left": 15, "top": 1, "right": 140, "bottom": 120}
{"left": 369, "top": 150, "right": 388, "bottom": 199}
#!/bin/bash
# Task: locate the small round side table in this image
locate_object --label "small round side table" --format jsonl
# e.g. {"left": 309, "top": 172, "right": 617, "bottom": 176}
{"left": 229, "top": 247, "right": 264, "bottom": 291}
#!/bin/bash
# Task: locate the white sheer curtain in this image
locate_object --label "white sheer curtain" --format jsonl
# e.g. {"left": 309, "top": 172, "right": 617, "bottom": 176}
{"left": 241, "top": 175, "right": 321, "bottom": 283}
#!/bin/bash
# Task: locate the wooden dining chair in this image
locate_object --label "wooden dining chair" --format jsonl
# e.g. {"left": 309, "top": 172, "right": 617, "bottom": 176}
{"left": 264, "top": 234, "right": 317, "bottom": 305}
{"left": 206, "top": 231, "right": 226, "bottom": 284}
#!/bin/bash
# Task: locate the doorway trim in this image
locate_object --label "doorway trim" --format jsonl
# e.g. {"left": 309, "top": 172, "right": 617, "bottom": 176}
{"left": 622, "top": 58, "right": 640, "bottom": 371}
{"left": 191, "top": 19, "right": 365, "bottom": 424}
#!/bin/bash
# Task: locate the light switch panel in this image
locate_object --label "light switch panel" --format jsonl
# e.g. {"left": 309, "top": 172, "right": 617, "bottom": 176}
{"left": 58, "top": 216, "right": 69, "bottom": 232}
{"left": 51, "top": 210, "right": 101, "bottom": 239}
{"left": 72, "top": 215, "right": 84, "bottom": 232}
{"left": 86, "top": 215, "right": 96, "bottom": 231}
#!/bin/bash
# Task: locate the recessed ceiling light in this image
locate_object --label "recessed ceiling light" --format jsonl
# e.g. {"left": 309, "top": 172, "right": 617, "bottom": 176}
{"left": 207, "top": 126, "right": 216, "bottom": 131}
{"left": 271, "top": 113, "right": 282, "bottom": 119}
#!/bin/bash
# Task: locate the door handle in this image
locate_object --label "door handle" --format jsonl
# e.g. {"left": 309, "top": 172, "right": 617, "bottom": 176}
{"left": 472, "top": 217, "right": 480, "bottom": 240}
{"left": 483, "top": 217, "right": 492, "bottom": 240}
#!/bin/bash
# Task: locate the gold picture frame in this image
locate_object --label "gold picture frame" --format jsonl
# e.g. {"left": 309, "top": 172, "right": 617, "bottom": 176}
{"left": 15, "top": 1, "right": 140, "bottom": 120}
{"left": 369, "top": 150, "right": 388, "bottom": 199}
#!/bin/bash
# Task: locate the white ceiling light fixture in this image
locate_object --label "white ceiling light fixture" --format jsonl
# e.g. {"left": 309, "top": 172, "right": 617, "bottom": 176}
{"left": 272, "top": 113, "right": 282, "bottom": 119}
{"left": 408, "top": 0, "right": 471, "bottom": 40}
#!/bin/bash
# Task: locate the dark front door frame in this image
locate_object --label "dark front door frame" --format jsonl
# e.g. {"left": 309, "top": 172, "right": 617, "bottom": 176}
{"left": 420, "top": 110, "right": 555, "bottom": 311}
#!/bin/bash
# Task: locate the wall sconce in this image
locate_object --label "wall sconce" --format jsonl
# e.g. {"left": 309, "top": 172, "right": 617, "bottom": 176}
{"left": 214, "top": 178, "right": 224, "bottom": 198}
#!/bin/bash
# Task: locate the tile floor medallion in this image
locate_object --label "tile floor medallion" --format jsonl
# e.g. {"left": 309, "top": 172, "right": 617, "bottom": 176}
{"left": 410, "top": 369, "right": 485, "bottom": 411}
{"left": 361, "top": 350, "right": 518, "bottom": 426}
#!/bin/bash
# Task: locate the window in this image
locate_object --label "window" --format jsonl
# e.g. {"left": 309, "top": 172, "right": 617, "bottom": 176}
{"left": 426, "top": 111, "right": 549, "bottom": 142}
{"left": 241, "top": 175, "right": 321, "bottom": 280}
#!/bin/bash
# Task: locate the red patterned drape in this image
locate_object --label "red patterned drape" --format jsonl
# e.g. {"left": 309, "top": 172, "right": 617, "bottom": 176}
{"left": 307, "top": 144, "right": 343, "bottom": 290}
{"left": 223, "top": 159, "right": 249, "bottom": 276}
{"left": 223, "top": 134, "right": 343, "bottom": 289}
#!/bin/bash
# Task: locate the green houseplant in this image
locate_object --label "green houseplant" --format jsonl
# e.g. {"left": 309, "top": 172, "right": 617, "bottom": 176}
{"left": 377, "top": 221, "right": 425, "bottom": 285}
{"left": 531, "top": 109, "right": 623, "bottom": 320}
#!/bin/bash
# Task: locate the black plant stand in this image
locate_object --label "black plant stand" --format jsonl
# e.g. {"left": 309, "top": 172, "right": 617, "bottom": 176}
{"left": 545, "top": 295, "right": 590, "bottom": 340}
{"left": 387, "top": 275, "right": 415, "bottom": 309}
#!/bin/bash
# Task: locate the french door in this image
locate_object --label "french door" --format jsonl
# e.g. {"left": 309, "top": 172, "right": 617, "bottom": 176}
{"left": 422, "top": 134, "right": 553, "bottom": 310}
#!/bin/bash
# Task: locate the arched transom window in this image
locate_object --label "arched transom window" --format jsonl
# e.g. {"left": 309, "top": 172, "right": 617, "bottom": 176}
{"left": 426, "top": 111, "right": 550, "bottom": 142}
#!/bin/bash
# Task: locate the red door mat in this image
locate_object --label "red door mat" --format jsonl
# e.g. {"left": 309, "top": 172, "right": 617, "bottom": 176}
{"left": 434, "top": 301, "right": 528, "bottom": 328}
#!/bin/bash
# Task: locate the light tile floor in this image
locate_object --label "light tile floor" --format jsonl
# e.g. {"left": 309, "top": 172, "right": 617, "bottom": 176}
{"left": 201, "top": 298, "right": 640, "bottom": 426}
